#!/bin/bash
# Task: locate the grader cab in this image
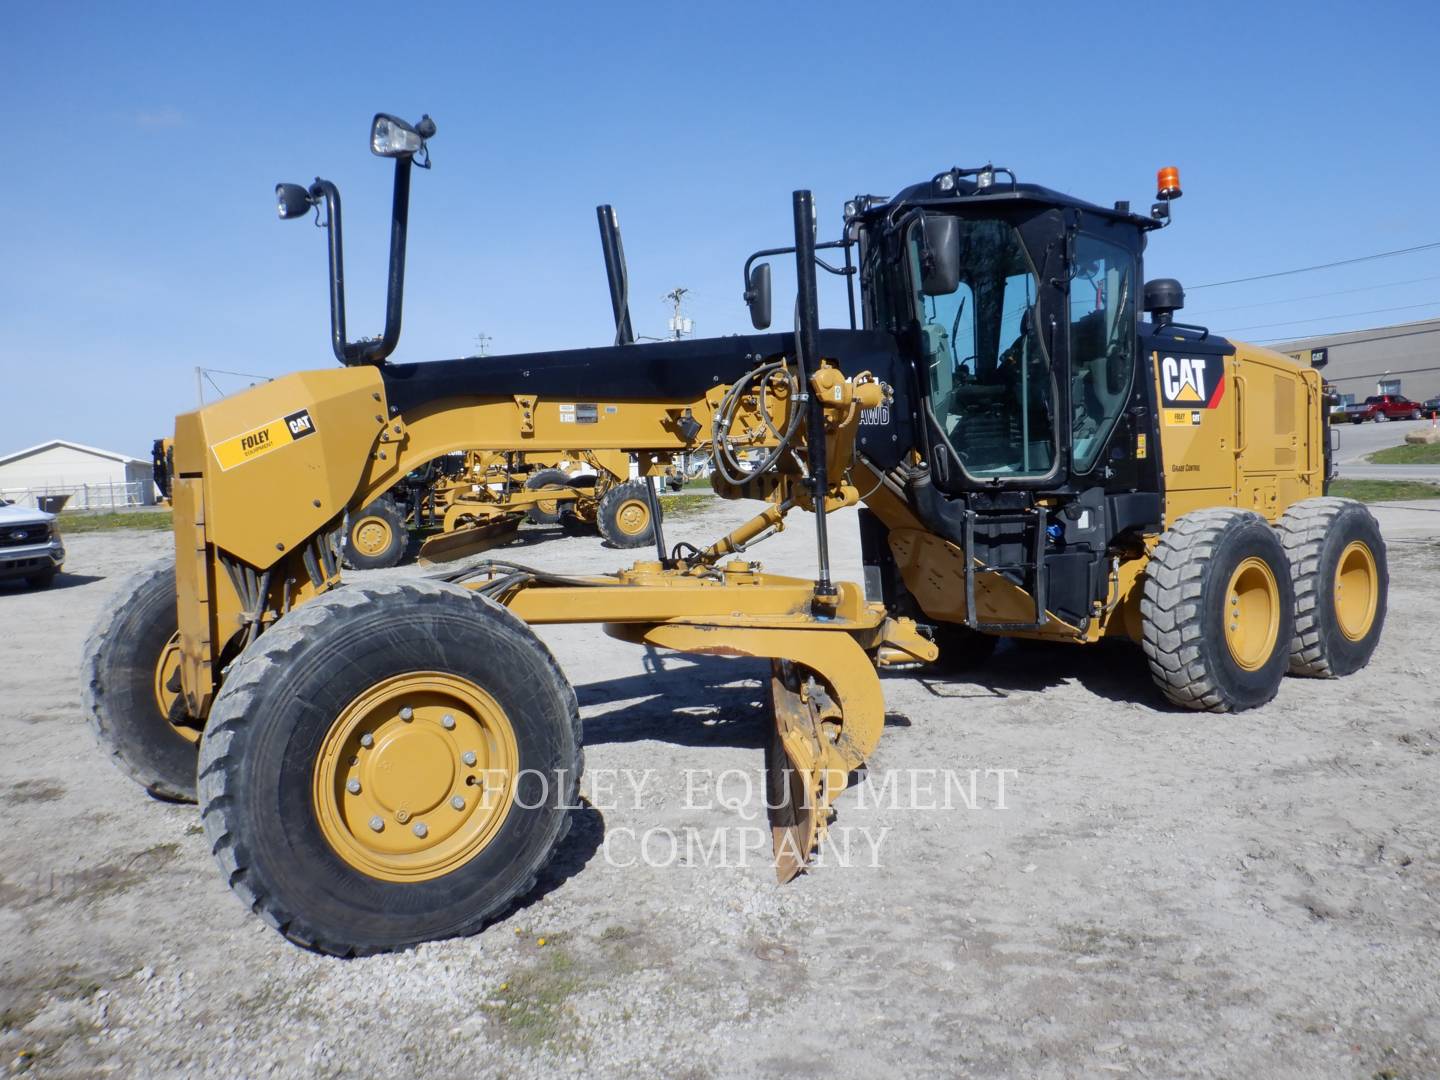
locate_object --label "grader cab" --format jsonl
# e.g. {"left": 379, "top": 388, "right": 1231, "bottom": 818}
{"left": 83, "top": 115, "right": 1386, "bottom": 955}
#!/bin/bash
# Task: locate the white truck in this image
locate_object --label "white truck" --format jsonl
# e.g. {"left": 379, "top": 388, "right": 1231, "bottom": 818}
{"left": 0, "top": 501, "right": 65, "bottom": 589}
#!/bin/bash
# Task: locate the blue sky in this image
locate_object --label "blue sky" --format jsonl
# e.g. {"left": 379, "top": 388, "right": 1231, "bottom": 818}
{"left": 4, "top": 1, "right": 1439, "bottom": 455}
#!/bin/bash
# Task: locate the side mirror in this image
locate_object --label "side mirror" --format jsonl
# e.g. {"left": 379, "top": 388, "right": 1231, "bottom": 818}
{"left": 745, "top": 262, "right": 772, "bottom": 330}
{"left": 919, "top": 214, "right": 961, "bottom": 296}
{"left": 275, "top": 182, "right": 314, "bottom": 220}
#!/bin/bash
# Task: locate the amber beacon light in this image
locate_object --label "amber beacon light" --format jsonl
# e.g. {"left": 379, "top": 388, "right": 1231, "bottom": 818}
{"left": 1156, "top": 166, "right": 1183, "bottom": 201}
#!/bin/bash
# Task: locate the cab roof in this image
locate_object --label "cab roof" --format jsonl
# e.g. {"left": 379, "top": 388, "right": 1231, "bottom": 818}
{"left": 865, "top": 171, "right": 1156, "bottom": 231}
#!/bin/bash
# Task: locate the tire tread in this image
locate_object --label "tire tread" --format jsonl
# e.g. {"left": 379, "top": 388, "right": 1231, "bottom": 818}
{"left": 197, "top": 578, "right": 582, "bottom": 956}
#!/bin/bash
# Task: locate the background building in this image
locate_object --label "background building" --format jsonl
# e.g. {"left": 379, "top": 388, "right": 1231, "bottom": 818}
{"left": 0, "top": 439, "right": 156, "bottom": 510}
{"left": 1272, "top": 318, "right": 1440, "bottom": 405}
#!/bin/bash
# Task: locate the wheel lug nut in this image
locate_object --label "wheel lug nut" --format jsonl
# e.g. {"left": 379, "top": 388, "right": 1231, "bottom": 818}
{"left": 399, "top": 706, "right": 414, "bottom": 721}
{"left": 360, "top": 733, "right": 374, "bottom": 748}
{"left": 413, "top": 822, "right": 428, "bottom": 838}
{"left": 369, "top": 816, "right": 384, "bottom": 832}
{"left": 441, "top": 713, "right": 456, "bottom": 730}
{"left": 462, "top": 751, "right": 477, "bottom": 767}
{"left": 451, "top": 796, "right": 465, "bottom": 810}
{"left": 346, "top": 779, "right": 361, "bottom": 795}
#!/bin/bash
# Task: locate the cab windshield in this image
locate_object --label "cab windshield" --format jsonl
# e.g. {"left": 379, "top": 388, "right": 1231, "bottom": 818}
{"left": 908, "top": 218, "right": 1056, "bottom": 478}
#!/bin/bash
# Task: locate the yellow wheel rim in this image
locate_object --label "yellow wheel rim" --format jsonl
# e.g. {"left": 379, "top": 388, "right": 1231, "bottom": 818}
{"left": 352, "top": 516, "right": 394, "bottom": 557}
{"left": 1223, "top": 556, "right": 1281, "bottom": 672}
{"left": 614, "top": 498, "right": 651, "bottom": 536}
{"left": 1334, "top": 540, "right": 1378, "bottom": 641}
{"left": 312, "top": 672, "right": 519, "bottom": 882}
{"left": 534, "top": 486, "right": 565, "bottom": 518}
{"left": 153, "top": 631, "right": 199, "bottom": 745}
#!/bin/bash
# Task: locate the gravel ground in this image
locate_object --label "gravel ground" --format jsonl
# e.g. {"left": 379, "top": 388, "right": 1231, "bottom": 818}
{"left": 1, "top": 498, "right": 1438, "bottom": 1079}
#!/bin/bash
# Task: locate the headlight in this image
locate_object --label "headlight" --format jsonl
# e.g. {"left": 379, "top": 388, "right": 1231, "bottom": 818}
{"left": 275, "top": 182, "right": 314, "bottom": 220}
{"left": 371, "top": 114, "right": 424, "bottom": 158}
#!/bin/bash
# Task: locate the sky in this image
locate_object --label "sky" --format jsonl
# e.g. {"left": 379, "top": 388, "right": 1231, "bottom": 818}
{"left": 4, "top": 0, "right": 1439, "bottom": 456}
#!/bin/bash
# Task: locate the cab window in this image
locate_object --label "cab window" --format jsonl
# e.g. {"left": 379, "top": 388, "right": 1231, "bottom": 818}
{"left": 1068, "top": 234, "right": 1136, "bottom": 473}
{"left": 909, "top": 217, "right": 1056, "bottom": 479}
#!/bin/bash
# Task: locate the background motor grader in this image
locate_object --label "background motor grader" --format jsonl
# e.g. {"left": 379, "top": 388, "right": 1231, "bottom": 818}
{"left": 83, "top": 114, "right": 1386, "bottom": 955}
{"left": 343, "top": 447, "right": 673, "bottom": 569}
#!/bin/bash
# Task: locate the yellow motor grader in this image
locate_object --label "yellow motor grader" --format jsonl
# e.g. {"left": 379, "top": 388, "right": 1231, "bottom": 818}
{"left": 342, "top": 447, "right": 670, "bottom": 569}
{"left": 83, "top": 116, "right": 1386, "bottom": 955}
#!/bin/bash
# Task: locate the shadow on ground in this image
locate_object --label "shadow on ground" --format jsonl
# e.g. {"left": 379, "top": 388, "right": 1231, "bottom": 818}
{"left": 905, "top": 637, "right": 1165, "bottom": 709}
{"left": 575, "top": 650, "right": 769, "bottom": 750}
{"left": 576, "top": 649, "right": 915, "bottom": 749}
{"left": 526, "top": 798, "right": 605, "bottom": 900}
{"left": 0, "top": 572, "right": 105, "bottom": 595}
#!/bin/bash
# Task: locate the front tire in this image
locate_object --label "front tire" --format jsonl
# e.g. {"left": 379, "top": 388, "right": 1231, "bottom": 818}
{"left": 197, "top": 579, "right": 581, "bottom": 955}
{"left": 1140, "top": 509, "right": 1295, "bottom": 713}
{"left": 81, "top": 556, "right": 201, "bottom": 801}
{"left": 343, "top": 495, "right": 408, "bottom": 570}
{"left": 1278, "top": 497, "right": 1387, "bottom": 677}
{"left": 596, "top": 479, "right": 659, "bottom": 548}
{"left": 523, "top": 468, "right": 572, "bottom": 525}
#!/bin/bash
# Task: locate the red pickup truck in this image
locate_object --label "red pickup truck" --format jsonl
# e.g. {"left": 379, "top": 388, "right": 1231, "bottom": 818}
{"left": 1339, "top": 394, "right": 1424, "bottom": 423}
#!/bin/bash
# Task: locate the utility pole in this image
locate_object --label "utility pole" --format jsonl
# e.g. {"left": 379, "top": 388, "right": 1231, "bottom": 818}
{"left": 663, "top": 287, "right": 693, "bottom": 340}
{"left": 474, "top": 332, "right": 493, "bottom": 357}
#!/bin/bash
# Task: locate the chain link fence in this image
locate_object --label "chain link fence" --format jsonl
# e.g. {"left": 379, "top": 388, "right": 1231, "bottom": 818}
{"left": 1, "top": 480, "right": 156, "bottom": 512}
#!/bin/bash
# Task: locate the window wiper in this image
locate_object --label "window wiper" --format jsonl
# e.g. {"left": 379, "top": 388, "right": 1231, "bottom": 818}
{"left": 949, "top": 294, "right": 967, "bottom": 366}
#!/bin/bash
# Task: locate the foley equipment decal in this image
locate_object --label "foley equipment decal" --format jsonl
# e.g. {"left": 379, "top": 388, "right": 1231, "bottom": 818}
{"left": 212, "top": 410, "right": 317, "bottom": 470}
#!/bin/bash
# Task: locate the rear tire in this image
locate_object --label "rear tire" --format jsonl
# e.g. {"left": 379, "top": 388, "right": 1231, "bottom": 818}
{"left": 343, "top": 495, "right": 407, "bottom": 570}
{"left": 596, "top": 480, "right": 659, "bottom": 548}
{"left": 1140, "top": 508, "right": 1294, "bottom": 713}
{"left": 1277, "top": 497, "right": 1387, "bottom": 677}
{"left": 81, "top": 556, "right": 200, "bottom": 801}
{"left": 523, "top": 468, "right": 572, "bottom": 525}
{"left": 197, "top": 579, "right": 581, "bottom": 955}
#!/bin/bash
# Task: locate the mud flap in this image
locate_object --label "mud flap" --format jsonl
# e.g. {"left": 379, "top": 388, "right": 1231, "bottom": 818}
{"left": 416, "top": 516, "right": 522, "bottom": 565}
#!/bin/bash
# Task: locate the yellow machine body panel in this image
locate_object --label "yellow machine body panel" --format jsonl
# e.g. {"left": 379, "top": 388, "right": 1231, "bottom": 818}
{"left": 1153, "top": 339, "right": 1324, "bottom": 524}
{"left": 175, "top": 367, "right": 389, "bottom": 569}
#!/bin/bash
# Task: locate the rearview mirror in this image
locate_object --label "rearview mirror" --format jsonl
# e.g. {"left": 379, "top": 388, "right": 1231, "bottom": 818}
{"left": 919, "top": 214, "right": 961, "bottom": 296}
{"left": 275, "top": 182, "right": 314, "bottom": 220}
{"left": 745, "top": 262, "right": 772, "bottom": 330}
